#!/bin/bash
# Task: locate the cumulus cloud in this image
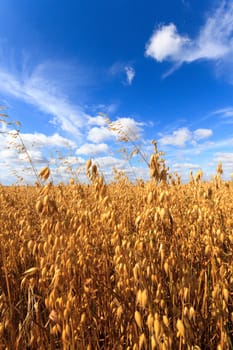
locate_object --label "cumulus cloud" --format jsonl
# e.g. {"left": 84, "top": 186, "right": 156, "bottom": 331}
{"left": 145, "top": 24, "right": 190, "bottom": 62}
{"left": 110, "top": 117, "right": 144, "bottom": 140}
{"left": 145, "top": 1, "right": 233, "bottom": 72}
{"left": 87, "top": 126, "right": 113, "bottom": 143}
{"left": 87, "top": 115, "right": 107, "bottom": 127}
{"left": 76, "top": 143, "right": 109, "bottom": 156}
{"left": 159, "top": 127, "right": 192, "bottom": 147}
{"left": 87, "top": 117, "right": 144, "bottom": 143}
{"left": 159, "top": 127, "right": 212, "bottom": 147}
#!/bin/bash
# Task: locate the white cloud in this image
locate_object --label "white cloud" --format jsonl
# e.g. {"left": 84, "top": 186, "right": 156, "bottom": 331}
{"left": 183, "top": 137, "right": 233, "bottom": 156}
{"left": 0, "top": 148, "right": 18, "bottom": 160}
{"left": 125, "top": 66, "right": 135, "bottom": 85}
{"left": 109, "top": 62, "right": 135, "bottom": 85}
{"left": 0, "top": 125, "right": 79, "bottom": 184}
{"left": 55, "top": 156, "right": 85, "bottom": 166}
{"left": 145, "top": 24, "right": 190, "bottom": 62}
{"left": 0, "top": 64, "right": 91, "bottom": 136}
{"left": 76, "top": 143, "right": 109, "bottom": 156}
{"left": 193, "top": 128, "right": 213, "bottom": 140}
{"left": 145, "top": 1, "right": 233, "bottom": 71}
{"left": 90, "top": 103, "right": 117, "bottom": 115}
{"left": 0, "top": 130, "right": 76, "bottom": 173}
{"left": 95, "top": 156, "right": 126, "bottom": 169}
{"left": 212, "top": 107, "right": 233, "bottom": 118}
{"left": 214, "top": 152, "right": 233, "bottom": 172}
{"left": 159, "top": 127, "right": 213, "bottom": 147}
{"left": 214, "top": 152, "right": 233, "bottom": 163}
{"left": 215, "top": 152, "right": 233, "bottom": 159}
{"left": 87, "top": 126, "right": 113, "bottom": 143}
{"left": 87, "top": 115, "right": 107, "bottom": 127}
{"left": 87, "top": 117, "right": 144, "bottom": 143}
{"left": 124, "top": 166, "right": 150, "bottom": 181}
{"left": 172, "top": 163, "right": 200, "bottom": 169}
{"left": 0, "top": 132, "right": 37, "bottom": 184}
{"left": 110, "top": 117, "right": 144, "bottom": 140}
{"left": 21, "top": 132, "right": 76, "bottom": 149}
{"left": 18, "top": 150, "right": 47, "bottom": 164}
{"left": 159, "top": 127, "right": 192, "bottom": 147}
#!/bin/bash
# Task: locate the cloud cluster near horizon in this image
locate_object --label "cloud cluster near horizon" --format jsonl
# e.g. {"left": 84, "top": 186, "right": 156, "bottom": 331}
{"left": 0, "top": 60, "right": 146, "bottom": 183}
{"left": 1, "top": 105, "right": 233, "bottom": 184}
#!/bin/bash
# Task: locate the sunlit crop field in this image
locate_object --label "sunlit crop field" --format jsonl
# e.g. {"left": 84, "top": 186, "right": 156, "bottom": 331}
{"left": 0, "top": 160, "right": 233, "bottom": 349}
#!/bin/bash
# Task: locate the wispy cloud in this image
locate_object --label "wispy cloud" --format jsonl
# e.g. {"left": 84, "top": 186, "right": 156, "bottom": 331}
{"left": 0, "top": 63, "right": 91, "bottom": 136}
{"left": 212, "top": 107, "right": 233, "bottom": 118}
{"left": 145, "top": 1, "right": 233, "bottom": 75}
{"left": 193, "top": 128, "right": 213, "bottom": 140}
{"left": 209, "top": 107, "right": 233, "bottom": 124}
{"left": 109, "top": 62, "right": 135, "bottom": 85}
{"left": 88, "top": 103, "right": 118, "bottom": 116}
{"left": 125, "top": 66, "right": 135, "bottom": 85}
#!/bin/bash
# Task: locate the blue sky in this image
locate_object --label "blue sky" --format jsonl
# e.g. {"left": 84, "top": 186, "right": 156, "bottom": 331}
{"left": 0, "top": 0, "right": 233, "bottom": 183}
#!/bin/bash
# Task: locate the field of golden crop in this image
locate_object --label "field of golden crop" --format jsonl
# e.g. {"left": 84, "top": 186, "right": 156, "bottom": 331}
{"left": 0, "top": 159, "right": 233, "bottom": 349}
